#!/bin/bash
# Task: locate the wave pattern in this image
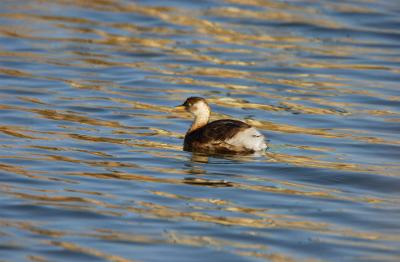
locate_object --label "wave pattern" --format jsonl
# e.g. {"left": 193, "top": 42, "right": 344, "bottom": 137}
{"left": 0, "top": 0, "right": 399, "bottom": 261}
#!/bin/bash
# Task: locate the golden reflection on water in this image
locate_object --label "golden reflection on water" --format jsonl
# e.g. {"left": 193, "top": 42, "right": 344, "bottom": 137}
{"left": 1, "top": 0, "right": 400, "bottom": 261}
{"left": 48, "top": 241, "right": 136, "bottom": 262}
{"left": 1, "top": 92, "right": 399, "bottom": 177}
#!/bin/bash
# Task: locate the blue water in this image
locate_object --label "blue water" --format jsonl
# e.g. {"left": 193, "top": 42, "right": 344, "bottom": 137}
{"left": 0, "top": 0, "right": 399, "bottom": 261}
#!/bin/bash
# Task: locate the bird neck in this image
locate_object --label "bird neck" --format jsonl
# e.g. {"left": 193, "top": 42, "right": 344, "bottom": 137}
{"left": 188, "top": 113, "right": 209, "bottom": 133}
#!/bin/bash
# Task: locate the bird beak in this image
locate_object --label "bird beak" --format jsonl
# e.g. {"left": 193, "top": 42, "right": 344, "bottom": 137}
{"left": 174, "top": 105, "right": 186, "bottom": 111}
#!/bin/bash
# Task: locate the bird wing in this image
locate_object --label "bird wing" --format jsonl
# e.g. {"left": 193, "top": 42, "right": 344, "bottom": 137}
{"left": 184, "top": 119, "right": 254, "bottom": 154}
{"left": 199, "top": 119, "right": 251, "bottom": 143}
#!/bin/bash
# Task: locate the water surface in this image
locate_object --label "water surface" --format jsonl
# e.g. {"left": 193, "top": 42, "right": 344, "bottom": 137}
{"left": 0, "top": 0, "right": 400, "bottom": 261}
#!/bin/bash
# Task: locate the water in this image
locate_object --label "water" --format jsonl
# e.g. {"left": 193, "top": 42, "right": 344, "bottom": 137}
{"left": 0, "top": 0, "right": 399, "bottom": 261}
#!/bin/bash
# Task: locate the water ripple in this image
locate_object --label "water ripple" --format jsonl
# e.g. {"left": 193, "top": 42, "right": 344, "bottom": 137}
{"left": 1, "top": 0, "right": 399, "bottom": 261}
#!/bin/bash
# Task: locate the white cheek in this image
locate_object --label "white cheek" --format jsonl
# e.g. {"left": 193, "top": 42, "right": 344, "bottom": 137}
{"left": 190, "top": 106, "right": 197, "bottom": 114}
{"left": 195, "top": 108, "right": 204, "bottom": 115}
{"left": 190, "top": 102, "right": 209, "bottom": 116}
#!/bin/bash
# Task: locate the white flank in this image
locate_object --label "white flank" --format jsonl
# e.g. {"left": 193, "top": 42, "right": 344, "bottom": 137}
{"left": 225, "top": 127, "right": 267, "bottom": 151}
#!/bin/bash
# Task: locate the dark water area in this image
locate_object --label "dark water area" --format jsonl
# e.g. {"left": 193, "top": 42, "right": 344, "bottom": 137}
{"left": 0, "top": 0, "right": 399, "bottom": 261}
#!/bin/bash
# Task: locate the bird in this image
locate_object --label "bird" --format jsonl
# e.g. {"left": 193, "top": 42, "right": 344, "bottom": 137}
{"left": 175, "top": 97, "right": 267, "bottom": 154}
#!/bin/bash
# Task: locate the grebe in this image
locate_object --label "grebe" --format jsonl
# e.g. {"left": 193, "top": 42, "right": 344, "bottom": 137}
{"left": 176, "top": 97, "right": 267, "bottom": 154}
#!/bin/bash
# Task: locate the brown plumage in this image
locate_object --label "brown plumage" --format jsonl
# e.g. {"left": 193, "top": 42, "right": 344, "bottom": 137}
{"left": 184, "top": 119, "right": 253, "bottom": 154}
{"left": 177, "top": 97, "right": 267, "bottom": 154}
